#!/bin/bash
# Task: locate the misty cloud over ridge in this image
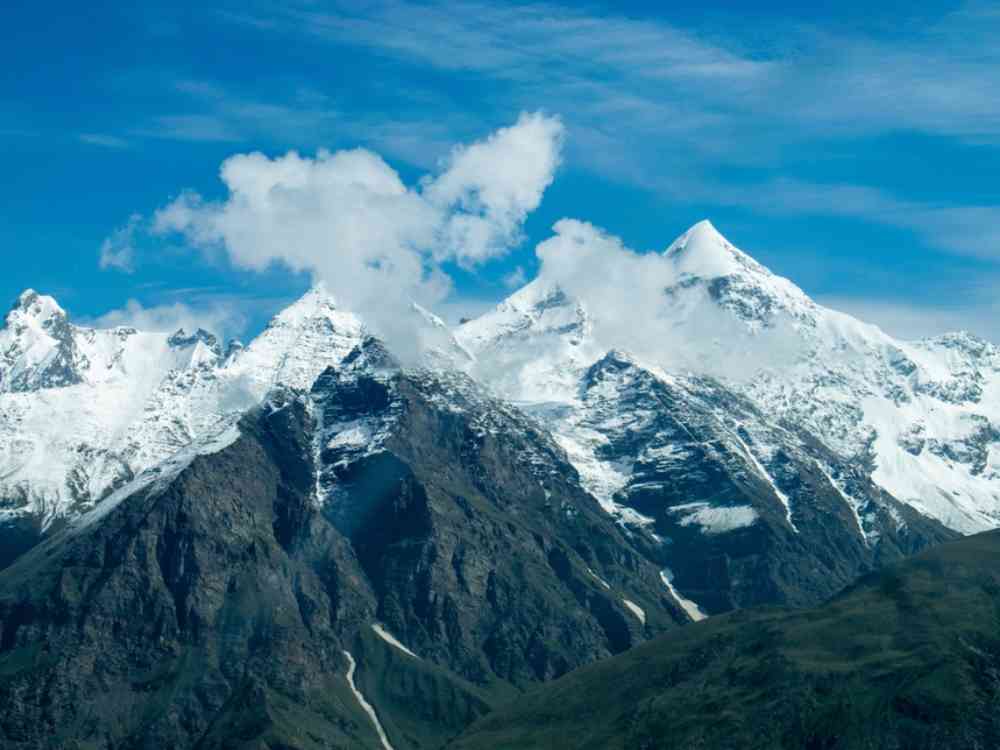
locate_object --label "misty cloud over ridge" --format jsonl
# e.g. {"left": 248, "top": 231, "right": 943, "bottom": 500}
{"left": 531, "top": 218, "right": 806, "bottom": 380}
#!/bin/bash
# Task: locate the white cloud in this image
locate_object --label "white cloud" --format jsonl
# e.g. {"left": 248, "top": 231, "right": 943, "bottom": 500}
{"left": 502, "top": 266, "right": 527, "bottom": 288}
{"left": 93, "top": 298, "right": 247, "bottom": 341}
{"left": 425, "top": 112, "right": 564, "bottom": 265}
{"left": 98, "top": 213, "right": 142, "bottom": 273}
{"left": 152, "top": 112, "right": 563, "bottom": 351}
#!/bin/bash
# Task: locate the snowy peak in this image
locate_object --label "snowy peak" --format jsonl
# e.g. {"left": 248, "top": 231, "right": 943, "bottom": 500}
{"left": 457, "top": 278, "right": 598, "bottom": 402}
{"left": 339, "top": 335, "right": 401, "bottom": 374}
{"left": 456, "top": 279, "right": 589, "bottom": 355}
{"left": 581, "top": 349, "right": 649, "bottom": 390}
{"left": 1, "top": 289, "right": 83, "bottom": 392}
{"left": 7, "top": 289, "right": 68, "bottom": 328}
{"left": 662, "top": 221, "right": 815, "bottom": 328}
{"left": 0, "top": 282, "right": 377, "bottom": 538}
{"left": 270, "top": 282, "right": 341, "bottom": 326}
{"left": 167, "top": 328, "right": 222, "bottom": 368}
{"left": 454, "top": 219, "right": 1000, "bottom": 538}
{"left": 408, "top": 301, "right": 474, "bottom": 368}
{"left": 220, "top": 284, "right": 365, "bottom": 396}
{"left": 664, "top": 219, "right": 782, "bottom": 282}
{"left": 665, "top": 220, "right": 749, "bottom": 279}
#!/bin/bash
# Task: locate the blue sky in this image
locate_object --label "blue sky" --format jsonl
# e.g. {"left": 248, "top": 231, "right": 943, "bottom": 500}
{"left": 3, "top": 0, "right": 999, "bottom": 341}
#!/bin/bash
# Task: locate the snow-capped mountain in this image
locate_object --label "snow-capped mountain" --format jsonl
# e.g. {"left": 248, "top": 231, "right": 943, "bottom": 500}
{"left": 0, "top": 285, "right": 366, "bottom": 549}
{"left": 450, "top": 219, "right": 1000, "bottom": 610}
{"left": 458, "top": 220, "right": 1000, "bottom": 536}
{"left": 0, "top": 220, "right": 995, "bottom": 748}
{"left": 0, "top": 335, "right": 692, "bottom": 750}
{"left": 0, "top": 282, "right": 479, "bottom": 553}
{"left": 2, "top": 219, "right": 994, "bottom": 611}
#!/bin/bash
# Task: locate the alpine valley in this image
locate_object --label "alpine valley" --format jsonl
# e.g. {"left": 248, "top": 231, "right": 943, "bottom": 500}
{"left": 2, "top": 220, "right": 999, "bottom": 749}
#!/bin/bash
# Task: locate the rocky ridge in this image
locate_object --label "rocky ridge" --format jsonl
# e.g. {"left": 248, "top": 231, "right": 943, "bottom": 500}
{"left": 0, "top": 336, "right": 689, "bottom": 749}
{"left": 1, "top": 219, "right": 998, "bottom": 747}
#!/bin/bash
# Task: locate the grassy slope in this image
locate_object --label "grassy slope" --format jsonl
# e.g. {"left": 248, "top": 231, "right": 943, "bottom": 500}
{"left": 451, "top": 530, "right": 1000, "bottom": 750}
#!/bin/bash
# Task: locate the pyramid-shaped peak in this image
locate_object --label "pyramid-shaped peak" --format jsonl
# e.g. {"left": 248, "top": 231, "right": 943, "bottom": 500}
{"left": 253, "top": 281, "right": 364, "bottom": 356}
{"left": 299, "top": 280, "right": 338, "bottom": 306}
{"left": 7, "top": 289, "right": 67, "bottom": 327}
{"left": 683, "top": 219, "right": 726, "bottom": 244}
{"left": 665, "top": 220, "right": 757, "bottom": 279}
{"left": 271, "top": 282, "right": 343, "bottom": 325}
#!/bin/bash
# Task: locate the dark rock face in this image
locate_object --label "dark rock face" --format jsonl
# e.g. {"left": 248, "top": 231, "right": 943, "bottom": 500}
{"left": 0, "top": 333, "right": 969, "bottom": 749}
{"left": 570, "top": 352, "right": 956, "bottom": 614}
{"left": 0, "top": 516, "right": 48, "bottom": 572}
{"left": 312, "top": 365, "right": 685, "bottom": 688}
{"left": 0, "top": 363, "right": 687, "bottom": 749}
{"left": 0, "top": 400, "right": 380, "bottom": 749}
{"left": 168, "top": 327, "right": 222, "bottom": 355}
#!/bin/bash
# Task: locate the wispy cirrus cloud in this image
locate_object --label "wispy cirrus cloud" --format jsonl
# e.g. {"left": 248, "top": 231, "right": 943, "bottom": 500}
{"left": 99, "top": 213, "right": 142, "bottom": 273}
{"left": 258, "top": 1, "right": 772, "bottom": 85}
{"left": 709, "top": 178, "right": 1000, "bottom": 261}
{"left": 79, "top": 132, "right": 130, "bottom": 149}
{"left": 226, "top": 0, "right": 1000, "bottom": 144}
{"left": 130, "top": 78, "right": 340, "bottom": 144}
{"left": 137, "top": 113, "right": 244, "bottom": 143}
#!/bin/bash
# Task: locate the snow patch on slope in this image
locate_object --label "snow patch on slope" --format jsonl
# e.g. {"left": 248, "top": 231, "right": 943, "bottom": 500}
{"left": 371, "top": 623, "right": 420, "bottom": 660}
{"left": 343, "top": 650, "right": 394, "bottom": 750}
{"left": 622, "top": 598, "right": 646, "bottom": 624}
{"left": 670, "top": 502, "right": 759, "bottom": 535}
{"left": 728, "top": 430, "right": 798, "bottom": 532}
{"left": 660, "top": 568, "right": 707, "bottom": 622}
{"left": 586, "top": 567, "right": 612, "bottom": 590}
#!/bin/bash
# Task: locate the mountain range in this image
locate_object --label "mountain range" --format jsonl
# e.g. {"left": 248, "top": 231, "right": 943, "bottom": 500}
{"left": 1, "top": 220, "right": 998, "bottom": 747}
{"left": 452, "top": 529, "right": 1000, "bottom": 749}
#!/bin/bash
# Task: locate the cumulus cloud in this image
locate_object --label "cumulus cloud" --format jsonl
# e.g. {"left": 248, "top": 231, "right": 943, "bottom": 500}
{"left": 535, "top": 219, "right": 671, "bottom": 335}
{"left": 425, "top": 112, "right": 564, "bottom": 264}
{"left": 152, "top": 112, "right": 563, "bottom": 353}
{"left": 93, "top": 298, "right": 247, "bottom": 341}
{"left": 98, "top": 213, "right": 142, "bottom": 272}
